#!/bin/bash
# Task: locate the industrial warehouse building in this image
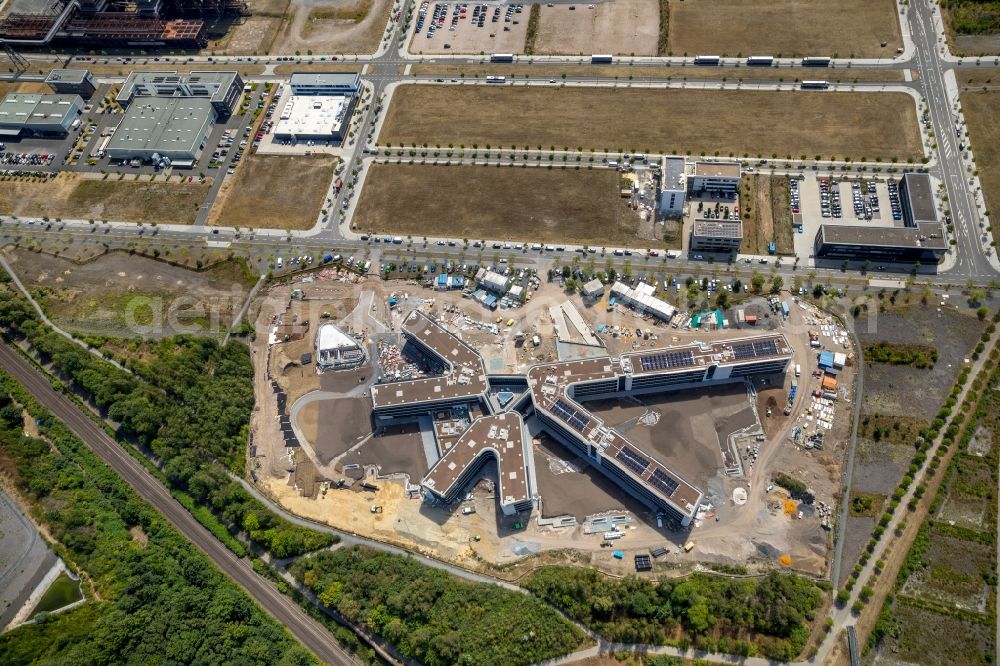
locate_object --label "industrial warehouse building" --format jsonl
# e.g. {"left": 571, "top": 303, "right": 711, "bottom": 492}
{"left": 0, "top": 93, "right": 84, "bottom": 138}
{"left": 273, "top": 72, "right": 361, "bottom": 144}
{"left": 45, "top": 69, "right": 97, "bottom": 98}
{"left": 116, "top": 70, "right": 244, "bottom": 118}
{"left": 691, "top": 219, "right": 743, "bottom": 253}
{"left": 106, "top": 97, "right": 215, "bottom": 165}
{"left": 813, "top": 173, "right": 948, "bottom": 263}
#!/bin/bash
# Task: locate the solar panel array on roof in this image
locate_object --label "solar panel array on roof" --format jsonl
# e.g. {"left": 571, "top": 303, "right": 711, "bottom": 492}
{"left": 754, "top": 339, "right": 778, "bottom": 356}
{"left": 616, "top": 446, "right": 650, "bottom": 476}
{"left": 649, "top": 469, "right": 680, "bottom": 497}
{"left": 550, "top": 399, "right": 591, "bottom": 431}
{"left": 639, "top": 350, "right": 695, "bottom": 372}
{"left": 634, "top": 554, "right": 652, "bottom": 572}
{"left": 732, "top": 338, "right": 780, "bottom": 361}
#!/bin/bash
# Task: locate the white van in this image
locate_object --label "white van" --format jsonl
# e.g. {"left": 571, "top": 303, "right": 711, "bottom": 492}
{"left": 276, "top": 257, "right": 283, "bottom": 269}
{"left": 794, "top": 364, "right": 801, "bottom": 377}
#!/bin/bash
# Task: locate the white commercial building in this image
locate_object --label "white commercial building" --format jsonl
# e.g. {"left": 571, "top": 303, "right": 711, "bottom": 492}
{"left": 581, "top": 278, "right": 605, "bottom": 301}
{"left": 610, "top": 281, "right": 676, "bottom": 321}
{"left": 274, "top": 95, "right": 351, "bottom": 142}
{"left": 475, "top": 268, "right": 510, "bottom": 294}
{"left": 687, "top": 160, "right": 741, "bottom": 195}
{"left": 658, "top": 156, "right": 687, "bottom": 217}
{"left": 316, "top": 323, "right": 366, "bottom": 370}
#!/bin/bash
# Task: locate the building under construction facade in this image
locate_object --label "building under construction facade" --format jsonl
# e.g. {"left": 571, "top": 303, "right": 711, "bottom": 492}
{"left": 0, "top": 0, "right": 248, "bottom": 49}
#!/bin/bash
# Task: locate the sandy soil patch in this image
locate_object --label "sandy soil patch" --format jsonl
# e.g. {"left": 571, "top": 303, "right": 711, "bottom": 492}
{"left": 354, "top": 163, "right": 651, "bottom": 247}
{"left": 668, "top": 0, "right": 902, "bottom": 58}
{"left": 534, "top": 0, "right": 658, "bottom": 56}
{"left": 379, "top": 85, "right": 923, "bottom": 160}
{"left": 0, "top": 174, "right": 210, "bottom": 225}
{"left": 210, "top": 154, "right": 337, "bottom": 230}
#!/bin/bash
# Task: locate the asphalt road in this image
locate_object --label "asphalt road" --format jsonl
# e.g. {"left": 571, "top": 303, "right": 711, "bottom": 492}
{"left": 0, "top": 342, "right": 360, "bottom": 666}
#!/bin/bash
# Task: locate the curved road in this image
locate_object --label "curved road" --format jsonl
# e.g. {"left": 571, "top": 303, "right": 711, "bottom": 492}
{"left": 0, "top": 341, "right": 359, "bottom": 666}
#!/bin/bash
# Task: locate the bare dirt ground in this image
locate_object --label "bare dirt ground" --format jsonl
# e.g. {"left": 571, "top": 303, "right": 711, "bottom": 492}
{"left": 952, "top": 33, "right": 1000, "bottom": 56}
{"left": 668, "top": 0, "right": 902, "bottom": 58}
{"left": 275, "top": 0, "right": 394, "bottom": 55}
{"left": 534, "top": 0, "right": 659, "bottom": 56}
{"left": 740, "top": 174, "right": 795, "bottom": 256}
{"left": 410, "top": 2, "right": 528, "bottom": 55}
{"left": 0, "top": 174, "right": 210, "bottom": 225}
{"left": 587, "top": 383, "right": 755, "bottom": 490}
{"left": 1, "top": 249, "right": 252, "bottom": 337}
{"left": 533, "top": 434, "right": 651, "bottom": 520}
{"left": 959, "top": 90, "right": 1000, "bottom": 243}
{"left": 859, "top": 304, "right": 986, "bottom": 420}
{"left": 340, "top": 421, "right": 428, "bottom": 481}
{"left": 379, "top": 85, "right": 923, "bottom": 160}
{"left": 0, "top": 81, "right": 50, "bottom": 98}
{"left": 209, "top": 154, "right": 337, "bottom": 230}
{"left": 354, "top": 163, "right": 651, "bottom": 247}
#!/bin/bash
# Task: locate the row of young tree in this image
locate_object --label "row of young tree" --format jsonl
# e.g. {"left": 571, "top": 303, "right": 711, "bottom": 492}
{"left": 291, "top": 547, "right": 586, "bottom": 666}
{"left": 525, "top": 566, "right": 824, "bottom": 661}
{"left": 0, "top": 289, "right": 332, "bottom": 558}
{"left": 0, "top": 374, "right": 316, "bottom": 665}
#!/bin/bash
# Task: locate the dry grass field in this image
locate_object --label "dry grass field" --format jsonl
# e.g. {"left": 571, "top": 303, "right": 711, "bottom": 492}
{"left": 210, "top": 154, "right": 337, "bottom": 230}
{"left": 353, "top": 163, "right": 654, "bottom": 246}
{"left": 739, "top": 174, "right": 795, "bottom": 255}
{"left": 380, "top": 85, "right": 923, "bottom": 160}
{"left": 668, "top": 0, "right": 902, "bottom": 58}
{"left": 956, "top": 67, "right": 1000, "bottom": 87}
{"left": 959, "top": 90, "right": 1000, "bottom": 242}
{"left": 0, "top": 174, "right": 210, "bottom": 225}
{"left": 534, "top": 0, "right": 659, "bottom": 56}
{"left": 410, "top": 63, "right": 905, "bottom": 82}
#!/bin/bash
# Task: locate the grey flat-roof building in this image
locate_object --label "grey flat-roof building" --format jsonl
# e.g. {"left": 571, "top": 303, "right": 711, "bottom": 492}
{"left": 814, "top": 221, "right": 947, "bottom": 263}
{"left": 289, "top": 72, "right": 361, "bottom": 96}
{"left": 0, "top": 93, "right": 83, "bottom": 138}
{"left": 106, "top": 98, "right": 215, "bottom": 163}
{"left": 658, "top": 156, "right": 687, "bottom": 217}
{"left": 814, "top": 173, "right": 947, "bottom": 263}
{"left": 116, "top": 70, "right": 243, "bottom": 118}
{"left": 45, "top": 69, "right": 97, "bottom": 98}
{"left": 691, "top": 219, "right": 743, "bottom": 253}
{"left": 899, "top": 172, "right": 937, "bottom": 225}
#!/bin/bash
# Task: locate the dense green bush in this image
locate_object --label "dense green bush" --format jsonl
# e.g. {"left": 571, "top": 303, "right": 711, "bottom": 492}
{"left": 0, "top": 374, "right": 316, "bottom": 665}
{"left": 525, "top": 566, "right": 822, "bottom": 661}
{"left": 0, "top": 295, "right": 332, "bottom": 558}
{"left": 292, "top": 547, "right": 586, "bottom": 666}
{"left": 863, "top": 341, "right": 938, "bottom": 368}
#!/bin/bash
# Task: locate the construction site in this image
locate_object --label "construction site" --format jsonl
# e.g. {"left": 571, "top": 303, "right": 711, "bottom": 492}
{"left": 0, "top": 0, "right": 248, "bottom": 50}
{"left": 246, "top": 262, "right": 857, "bottom": 578}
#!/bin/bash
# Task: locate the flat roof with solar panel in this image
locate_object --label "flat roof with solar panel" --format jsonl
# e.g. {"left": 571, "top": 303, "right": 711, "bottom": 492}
{"left": 370, "top": 310, "right": 488, "bottom": 410}
{"left": 371, "top": 311, "right": 792, "bottom": 528}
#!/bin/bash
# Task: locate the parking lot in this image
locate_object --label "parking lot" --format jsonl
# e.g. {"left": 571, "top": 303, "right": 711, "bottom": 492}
{"left": 791, "top": 172, "right": 908, "bottom": 259}
{"left": 412, "top": 2, "right": 529, "bottom": 54}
